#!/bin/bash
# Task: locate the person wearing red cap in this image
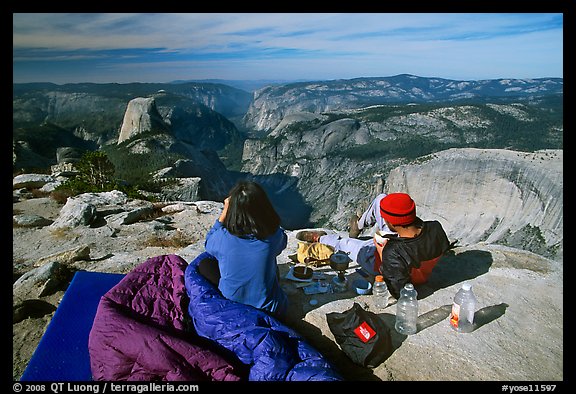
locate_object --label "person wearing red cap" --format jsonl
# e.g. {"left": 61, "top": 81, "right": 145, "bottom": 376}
{"left": 296, "top": 192, "right": 454, "bottom": 299}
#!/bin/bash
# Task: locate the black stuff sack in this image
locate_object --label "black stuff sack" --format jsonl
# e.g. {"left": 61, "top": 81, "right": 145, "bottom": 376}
{"left": 326, "top": 302, "right": 393, "bottom": 368}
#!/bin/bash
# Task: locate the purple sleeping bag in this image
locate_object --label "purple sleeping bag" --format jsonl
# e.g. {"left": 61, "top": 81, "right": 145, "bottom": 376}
{"left": 88, "top": 254, "right": 245, "bottom": 381}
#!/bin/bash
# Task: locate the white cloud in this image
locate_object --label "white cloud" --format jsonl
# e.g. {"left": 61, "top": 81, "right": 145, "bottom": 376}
{"left": 13, "top": 13, "right": 563, "bottom": 83}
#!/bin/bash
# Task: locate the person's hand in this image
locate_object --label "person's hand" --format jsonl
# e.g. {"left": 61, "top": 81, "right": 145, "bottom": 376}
{"left": 373, "top": 236, "right": 388, "bottom": 257}
{"left": 218, "top": 197, "right": 230, "bottom": 223}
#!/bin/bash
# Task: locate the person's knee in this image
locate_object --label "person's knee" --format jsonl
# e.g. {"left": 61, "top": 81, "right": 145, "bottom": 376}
{"left": 357, "top": 247, "right": 379, "bottom": 276}
{"left": 198, "top": 258, "right": 220, "bottom": 286}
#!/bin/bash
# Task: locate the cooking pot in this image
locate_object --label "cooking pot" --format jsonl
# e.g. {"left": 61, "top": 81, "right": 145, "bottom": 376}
{"left": 293, "top": 265, "right": 314, "bottom": 280}
{"left": 329, "top": 251, "right": 351, "bottom": 271}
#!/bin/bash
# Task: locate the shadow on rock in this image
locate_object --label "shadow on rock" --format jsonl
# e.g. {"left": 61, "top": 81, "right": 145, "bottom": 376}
{"left": 417, "top": 249, "right": 493, "bottom": 299}
{"left": 13, "top": 299, "right": 57, "bottom": 323}
{"left": 416, "top": 304, "right": 453, "bottom": 332}
{"left": 280, "top": 264, "right": 362, "bottom": 321}
{"left": 373, "top": 312, "right": 414, "bottom": 358}
{"left": 473, "top": 303, "right": 509, "bottom": 330}
{"left": 410, "top": 303, "right": 508, "bottom": 335}
{"left": 378, "top": 313, "right": 408, "bottom": 353}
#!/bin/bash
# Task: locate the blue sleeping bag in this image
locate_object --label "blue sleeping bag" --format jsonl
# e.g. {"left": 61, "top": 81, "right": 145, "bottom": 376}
{"left": 184, "top": 252, "right": 342, "bottom": 381}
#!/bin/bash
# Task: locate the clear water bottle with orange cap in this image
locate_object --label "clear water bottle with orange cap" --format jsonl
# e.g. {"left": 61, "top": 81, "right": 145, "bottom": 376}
{"left": 372, "top": 275, "right": 390, "bottom": 309}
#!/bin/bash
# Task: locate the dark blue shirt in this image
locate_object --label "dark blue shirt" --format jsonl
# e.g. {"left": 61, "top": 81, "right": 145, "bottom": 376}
{"left": 205, "top": 220, "right": 288, "bottom": 317}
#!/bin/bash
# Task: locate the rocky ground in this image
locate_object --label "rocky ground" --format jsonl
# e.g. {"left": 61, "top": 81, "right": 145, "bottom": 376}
{"left": 13, "top": 194, "right": 564, "bottom": 382}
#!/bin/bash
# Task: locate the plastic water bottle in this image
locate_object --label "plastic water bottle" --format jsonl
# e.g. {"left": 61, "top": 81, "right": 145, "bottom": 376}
{"left": 372, "top": 275, "right": 390, "bottom": 309}
{"left": 450, "top": 283, "right": 477, "bottom": 333}
{"left": 395, "top": 283, "right": 418, "bottom": 335}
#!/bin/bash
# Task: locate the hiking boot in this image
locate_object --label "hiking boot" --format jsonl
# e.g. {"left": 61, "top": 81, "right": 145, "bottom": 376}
{"left": 296, "top": 230, "right": 327, "bottom": 243}
{"left": 349, "top": 214, "right": 361, "bottom": 238}
{"left": 448, "top": 239, "right": 459, "bottom": 249}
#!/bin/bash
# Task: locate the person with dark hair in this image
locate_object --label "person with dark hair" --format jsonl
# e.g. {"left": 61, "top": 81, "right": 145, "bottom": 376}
{"left": 199, "top": 180, "right": 289, "bottom": 319}
{"left": 297, "top": 193, "right": 455, "bottom": 299}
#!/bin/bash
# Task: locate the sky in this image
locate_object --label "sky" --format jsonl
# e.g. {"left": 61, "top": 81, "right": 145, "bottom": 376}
{"left": 12, "top": 13, "right": 563, "bottom": 85}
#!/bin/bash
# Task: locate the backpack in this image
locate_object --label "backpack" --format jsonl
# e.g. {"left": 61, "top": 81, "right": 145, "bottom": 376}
{"left": 296, "top": 242, "right": 335, "bottom": 267}
{"left": 326, "top": 302, "right": 394, "bottom": 368}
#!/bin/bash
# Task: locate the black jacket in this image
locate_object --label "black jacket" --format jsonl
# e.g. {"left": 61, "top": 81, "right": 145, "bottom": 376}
{"left": 380, "top": 219, "right": 450, "bottom": 298}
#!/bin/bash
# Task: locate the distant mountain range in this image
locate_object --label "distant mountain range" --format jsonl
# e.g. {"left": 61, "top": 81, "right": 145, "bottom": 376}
{"left": 243, "top": 74, "right": 563, "bottom": 132}
{"left": 13, "top": 74, "right": 563, "bottom": 236}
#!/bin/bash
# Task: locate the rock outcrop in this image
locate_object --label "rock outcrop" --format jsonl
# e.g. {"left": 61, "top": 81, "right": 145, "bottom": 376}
{"left": 117, "top": 97, "right": 169, "bottom": 144}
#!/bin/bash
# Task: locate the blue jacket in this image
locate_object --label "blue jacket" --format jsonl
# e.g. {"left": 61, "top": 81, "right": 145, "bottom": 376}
{"left": 205, "top": 220, "right": 288, "bottom": 317}
{"left": 184, "top": 252, "right": 342, "bottom": 381}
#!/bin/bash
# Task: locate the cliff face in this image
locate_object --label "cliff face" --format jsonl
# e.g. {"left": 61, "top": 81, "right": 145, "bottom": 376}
{"left": 243, "top": 75, "right": 563, "bottom": 132}
{"left": 114, "top": 97, "right": 235, "bottom": 201}
{"left": 241, "top": 125, "right": 381, "bottom": 230}
{"left": 117, "top": 97, "right": 169, "bottom": 144}
{"left": 384, "top": 148, "right": 563, "bottom": 261}
{"left": 12, "top": 83, "right": 251, "bottom": 167}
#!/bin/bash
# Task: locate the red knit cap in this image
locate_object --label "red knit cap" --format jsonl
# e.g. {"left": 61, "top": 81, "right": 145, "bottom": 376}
{"left": 380, "top": 193, "right": 416, "bottom": 226}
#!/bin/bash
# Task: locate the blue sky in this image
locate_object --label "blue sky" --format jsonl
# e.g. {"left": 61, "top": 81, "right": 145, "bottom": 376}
{"left": 12, "top": 13, "right": 563, "bottom": 84}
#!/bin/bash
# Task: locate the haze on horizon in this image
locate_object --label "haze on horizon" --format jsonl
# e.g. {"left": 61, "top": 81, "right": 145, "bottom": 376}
{"left": 13, "top": 13, "right": 563, "bottom": 85}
